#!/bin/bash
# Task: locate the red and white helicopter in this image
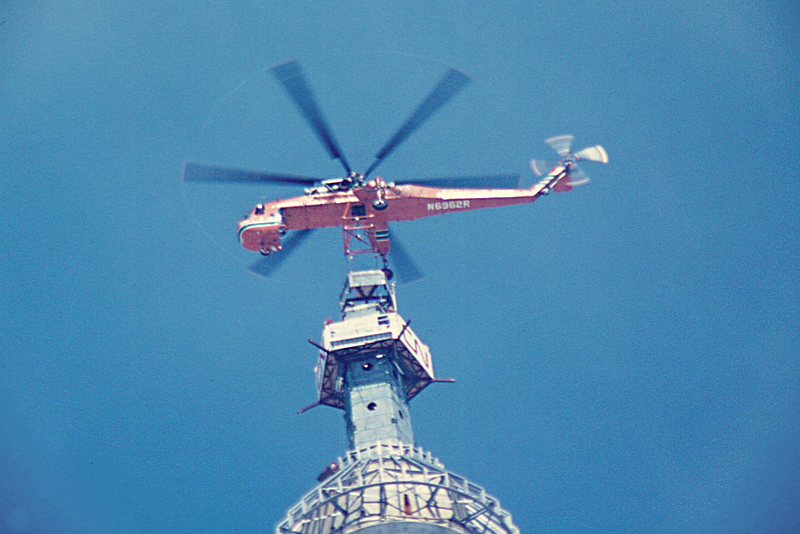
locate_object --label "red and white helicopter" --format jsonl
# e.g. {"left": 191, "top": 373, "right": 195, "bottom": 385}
{"left": 183, "top": 60, "right": 608, "bottom": 282}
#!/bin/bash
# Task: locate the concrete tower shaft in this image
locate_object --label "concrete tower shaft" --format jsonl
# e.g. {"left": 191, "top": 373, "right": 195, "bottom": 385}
{"left": 344, "top": 353, "right": 414, "bottom": 448}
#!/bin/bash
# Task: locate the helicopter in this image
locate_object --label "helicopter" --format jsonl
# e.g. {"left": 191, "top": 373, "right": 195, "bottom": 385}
{"left": 183, "top": 60, "right": 608, "bottom": 282}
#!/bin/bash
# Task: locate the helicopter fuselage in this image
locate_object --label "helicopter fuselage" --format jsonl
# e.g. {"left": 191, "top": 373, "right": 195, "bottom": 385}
{"left": 237, "top": 174, "right": 560, "bottom": 256}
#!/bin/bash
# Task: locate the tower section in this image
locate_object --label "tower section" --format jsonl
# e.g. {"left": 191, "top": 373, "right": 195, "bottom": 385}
{"left": 284, "top": 270, "right": 518, "bottom": 534}
{"left": 312, "top": 270, "right": 434, "bottom": 450}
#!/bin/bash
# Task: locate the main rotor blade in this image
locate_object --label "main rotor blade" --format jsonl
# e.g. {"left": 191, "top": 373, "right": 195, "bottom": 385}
{"left": 248, "top": 229, "right": 315, "bottom": 278}
{"left": 388, "top": 230, "right": 424, "bottom": 284}
{"left": 271, "top": 60, "right": 352, "bottom": 175}
{"left": 182, "top": 162, "right": 321, "bottom": 185}
{"left": 365, "top": 68, "right": 471, "bottom": 178}
{"left": 395, "top": 173, "right": 521, "bottom": 189}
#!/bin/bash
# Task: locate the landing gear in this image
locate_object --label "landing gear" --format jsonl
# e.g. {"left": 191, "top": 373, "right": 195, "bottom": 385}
{"left": 372, "top": 198, "right": 388, "bottom": 211}
{"left": 260, "top": 241, "right": 277, "bottom": 256}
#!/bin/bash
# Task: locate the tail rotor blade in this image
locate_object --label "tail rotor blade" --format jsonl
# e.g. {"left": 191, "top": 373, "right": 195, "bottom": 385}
{"left": 568, "top": 164, "right": 591, "bottom": 187}
{"left": 530, "top": 159, "right": 558, "bottom": 177}
{"left": 248, "top": 229, "right": 314, "bottom": 278}
{"left": 388, "top": 230, "right": 424, "bottom": 284}
{"left": 545, "top": 135, "right": 574, "bottom": 156}
{"left": 271, "top": 60, "right": 352, "bottom": 175}
{"left": 366, "top": 68, "right": 471, "bottom": 177}
{"left": 574, "top": 145, "right": 609, "bottom": 164}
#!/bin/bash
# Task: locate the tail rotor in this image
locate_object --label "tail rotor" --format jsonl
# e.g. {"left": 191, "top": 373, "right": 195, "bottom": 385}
{"left": 530, "top": 135, "right": 608, "bottom": 192}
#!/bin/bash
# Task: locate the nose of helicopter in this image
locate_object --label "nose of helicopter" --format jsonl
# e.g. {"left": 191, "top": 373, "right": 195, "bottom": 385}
{"left": 238, "top": 208, "right": 283, "bottom": 253}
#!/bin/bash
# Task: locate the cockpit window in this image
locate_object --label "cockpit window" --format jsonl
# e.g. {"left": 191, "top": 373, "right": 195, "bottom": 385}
{"left": 350, "top": 204, "right": 366, "bottom": 218}
{"left": 255, "top": 204, "right": 265, "bottom": 215}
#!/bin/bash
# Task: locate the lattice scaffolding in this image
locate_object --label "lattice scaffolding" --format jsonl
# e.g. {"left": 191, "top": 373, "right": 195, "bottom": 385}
{"left": 276, "top": 442, "right": 519, "bottom": 534}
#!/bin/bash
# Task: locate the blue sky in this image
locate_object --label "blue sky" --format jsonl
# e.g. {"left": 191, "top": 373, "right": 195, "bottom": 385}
{"left": 2, "top": 1, "right": 798, "bottom": 533}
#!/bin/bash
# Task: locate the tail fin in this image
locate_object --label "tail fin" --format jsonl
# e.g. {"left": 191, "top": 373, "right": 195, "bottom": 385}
{"left": 553, "top": 172, "right": 573, "bottom": 193}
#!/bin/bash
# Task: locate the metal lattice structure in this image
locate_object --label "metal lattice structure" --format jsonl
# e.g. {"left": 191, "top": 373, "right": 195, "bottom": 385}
{"left": 276, "top": 442, "right": 519, "bottom": 534}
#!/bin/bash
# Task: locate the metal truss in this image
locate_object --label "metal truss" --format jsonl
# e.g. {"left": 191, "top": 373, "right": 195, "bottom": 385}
{"left": 342, "top": 221, "right": 377, "bottom": 257}
{"left": 276, "top": 442, "right": 519, "bottom": 534}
